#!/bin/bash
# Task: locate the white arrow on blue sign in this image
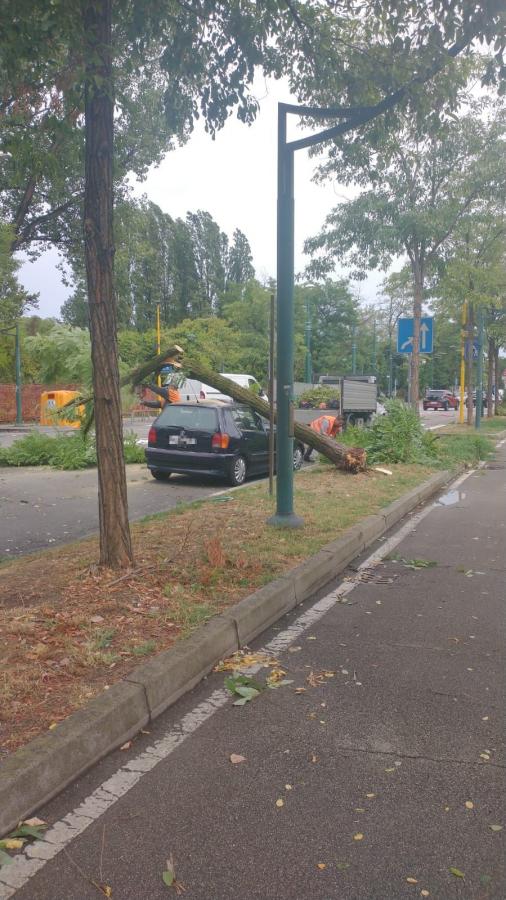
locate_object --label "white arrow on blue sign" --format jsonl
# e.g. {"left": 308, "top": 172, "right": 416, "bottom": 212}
{"left": 397, "top": 317, "right": 433, "bottom": 353}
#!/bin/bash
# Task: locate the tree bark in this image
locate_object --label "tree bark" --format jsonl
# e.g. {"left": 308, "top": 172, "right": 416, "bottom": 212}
{"left": 82, "top": 0, "right": 133, "bottom": 568}
{"left": 465, "top": 302, "right": 474, "bottom": 426}
{"left": 487, "top": 336, "right": 494, "bottom": 418}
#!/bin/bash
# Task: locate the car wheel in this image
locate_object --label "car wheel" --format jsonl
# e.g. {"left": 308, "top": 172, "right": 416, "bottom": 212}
{"left": 423, "top": 404, "right": 428, "bottom": 410}
{"left": 151, "top": 469, "right": 172, "bottom": 481}
{"left": 228, "top": 455, "right": 247, "bottom": 486}
{"left": 293, "top": 445, "right": 304, "bottom": 470}
{"left": 443, "top": 402, "right": 449, "bottom": 411}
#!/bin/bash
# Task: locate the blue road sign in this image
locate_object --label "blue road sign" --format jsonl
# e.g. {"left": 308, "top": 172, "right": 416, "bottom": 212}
{"left": 397, "top": 317, "right": 433, "bottom": 354}
{"left": 464, "top": 339, "right": 480, "bottom": 361}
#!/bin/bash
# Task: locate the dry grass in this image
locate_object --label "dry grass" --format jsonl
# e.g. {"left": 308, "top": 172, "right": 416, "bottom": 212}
{"left": 0, "top": 463, "right": 433, "bottom": 757}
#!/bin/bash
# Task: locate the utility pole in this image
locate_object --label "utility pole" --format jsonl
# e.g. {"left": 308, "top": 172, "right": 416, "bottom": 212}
{"left": 475, "top": 306, "right": 484, "bottom": 430}
{"left": 15, "top": 322, "right": 22, "bottom": 425}
{"left": 351, "top": 323, "right": 357, "bottom": 375}
{"left": 304, "top": 297, "right": 313, "bottom": 384}
{"left": 269, "top": 101, "right": 362, "bottom": 528}
{"left": 459, "top": 301, "right": 466, "bottom": 425}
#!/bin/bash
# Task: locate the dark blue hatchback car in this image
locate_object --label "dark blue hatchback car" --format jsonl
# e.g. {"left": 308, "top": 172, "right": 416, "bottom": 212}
{"left": 145, "top": 401, "right": 304, "bottom": 486}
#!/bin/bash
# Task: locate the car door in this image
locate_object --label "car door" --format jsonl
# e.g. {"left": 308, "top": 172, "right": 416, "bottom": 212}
{"left": 230, "top": 406, "right": 269, "bottom": 473}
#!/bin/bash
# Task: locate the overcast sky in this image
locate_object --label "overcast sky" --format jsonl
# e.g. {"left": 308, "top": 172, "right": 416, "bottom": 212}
{"left": 18, "top": 76, "right": 384, "bottom": 319}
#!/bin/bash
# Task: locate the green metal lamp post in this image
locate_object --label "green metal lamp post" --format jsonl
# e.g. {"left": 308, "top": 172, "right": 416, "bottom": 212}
{"left": 304, "top": 297, "right": 313, "bottom": 384}
{"left": 269, "top": 102, "right": 364, "bottom": 528}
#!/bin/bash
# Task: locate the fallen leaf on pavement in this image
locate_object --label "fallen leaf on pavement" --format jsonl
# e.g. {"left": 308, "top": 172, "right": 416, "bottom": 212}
{"left": 0, "top": 849, "right": 13, "bottom": 867}
{"left": 288, "top": 646, "right": 302, "bottom": 653}
{"left": 266, "top": 667, "right": 287, "bottom": 685}
{"left": 215, "top": 651, "right": 279, "bottom": 672}
{"left": 275, "top": 799, "right": 284, "bottom": 808}
{"left": 465, "top": 800, "right": 474, "bottom": 809}
{"left": 449, "top": 867, "right": 465, "bottom": 879}
{"left": 406, "top": 877, "right": 418, "bottom": 884}
{"left": 229, "top": 754, "right": 246, "bottom": 765}
{"left": 366, "top": 793, "right": 376, "bottom": 799}
{"left": 336, "top": 862, "right": 350, "bottom": 871}
{"left": 120, "top": 741, "right": 132, "bottom": 751}
{"left": 295, "top": 687, "right": 306, "bottom": 694}
{"left": 385, "top": 767, "right": 396, "bottom": 773}
{"left": 285, "top": 784, "right": 292, "bottom": 791}
{"left": 480, "top": 753, "right": 490, "bottom": 760}
{"left": 0, "top": 840, "right": 24, "bottom": 850}
{"left": 488, "top": 825, "right": 502, "bottom": 832}
{"left": 317, "top": 863, "right": 327, "bottom": 870}
{"left": 310, "top": 754, "right": 318, "bottom": 763}
{"left": 420, "top": 891, "right": 430, "bottom": 897}
{"left": 353, "top": 833, "right": 364, "bottom": 841}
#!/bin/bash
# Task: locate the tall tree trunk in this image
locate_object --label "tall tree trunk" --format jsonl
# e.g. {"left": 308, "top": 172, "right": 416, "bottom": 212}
{"left": 410, "top": 261, "right": 423, "bottom": 413}
{"left": 494, "top": 345, "right": 500, "bottom": 416}
{"left": 82, "top": 0, "right": 133, "bottom": 568}
{"left": 487, "top": 336, "right": 494, "bottom": 418}
{"left": 465, "top": 302, "right": 474, "bottom": 426}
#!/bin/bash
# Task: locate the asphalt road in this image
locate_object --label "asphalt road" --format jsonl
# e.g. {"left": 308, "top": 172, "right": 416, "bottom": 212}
{"left": 4, "top": 439, "right": 504, "bottom": 899}
{"left": 0, "top": 465, "right": 221, "bottom": 557}
{"left": 0, "top": 408, "right": 458, "bottom": 558}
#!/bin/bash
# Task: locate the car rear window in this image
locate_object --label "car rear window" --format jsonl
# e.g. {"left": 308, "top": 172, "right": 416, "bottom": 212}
{"left": 157, "top": 405, "right": 218, "bottom": 431}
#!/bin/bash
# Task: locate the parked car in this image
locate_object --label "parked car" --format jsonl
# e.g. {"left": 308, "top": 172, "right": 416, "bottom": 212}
{"left": 422, "top": 390, "right": 459, "bottom": 411}
{"left": 145, "top": 401, "right": 304, "bottom": 486}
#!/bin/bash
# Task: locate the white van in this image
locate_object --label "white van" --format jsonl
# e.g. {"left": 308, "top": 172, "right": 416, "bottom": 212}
{"left": 181, "top": 373, "right": 267, "bottom": 403}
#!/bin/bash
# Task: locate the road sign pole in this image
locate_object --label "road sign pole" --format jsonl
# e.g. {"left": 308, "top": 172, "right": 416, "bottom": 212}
{"left": 459, "top": 302, "right": 466, "bottom": 425}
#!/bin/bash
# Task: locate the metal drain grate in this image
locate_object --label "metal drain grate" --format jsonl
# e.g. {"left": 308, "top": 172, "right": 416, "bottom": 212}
{"left": 345, "top": 568, "right": 399, "bottom": 584}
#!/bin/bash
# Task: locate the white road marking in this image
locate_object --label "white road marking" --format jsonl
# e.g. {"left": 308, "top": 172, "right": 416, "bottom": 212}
{"left": 0, "top": 467, "right": 476, "bottom": 897}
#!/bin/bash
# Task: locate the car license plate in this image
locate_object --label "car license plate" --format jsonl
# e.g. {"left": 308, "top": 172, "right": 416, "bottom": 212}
{"left": 169, "top": 435, "right": 196, "bottom": 447}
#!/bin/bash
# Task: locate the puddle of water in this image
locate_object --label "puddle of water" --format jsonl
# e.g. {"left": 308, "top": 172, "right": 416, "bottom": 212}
{"left": 436, "top": 489, "right": 467, "bottom": 507}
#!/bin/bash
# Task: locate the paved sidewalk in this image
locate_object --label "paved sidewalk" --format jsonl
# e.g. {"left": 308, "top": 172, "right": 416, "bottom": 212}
{"left": 4, "top": 445, "right": 505, "bottom": 899}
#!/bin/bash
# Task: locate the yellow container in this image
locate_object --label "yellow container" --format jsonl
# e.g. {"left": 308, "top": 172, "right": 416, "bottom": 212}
{"left": 40, "top": 390, "right": 83, "bottom": 427}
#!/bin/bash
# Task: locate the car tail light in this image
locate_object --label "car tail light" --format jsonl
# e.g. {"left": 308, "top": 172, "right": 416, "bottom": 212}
{"left": 199, "top": 389, "right": 206, "bottom": 399}
{"left": 148, "top": 426, "right": 157, "bottom": 445}
{"left": 211, "top": 432, "right": 230, "bottom": 450}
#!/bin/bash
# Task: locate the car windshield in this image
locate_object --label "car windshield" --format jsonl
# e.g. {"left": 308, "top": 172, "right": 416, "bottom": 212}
{"left": 157, "top": 405, "right": 218, "bottom": 431}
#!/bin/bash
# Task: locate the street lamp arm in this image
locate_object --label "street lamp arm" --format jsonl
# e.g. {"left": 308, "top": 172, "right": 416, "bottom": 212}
{"left": 285, "top": 22, "right": 478, "bottom": 153}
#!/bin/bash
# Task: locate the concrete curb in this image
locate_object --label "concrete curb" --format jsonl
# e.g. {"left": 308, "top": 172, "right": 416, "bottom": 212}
{"left": 0, "top": 466, "right": 457, "bottom": 835}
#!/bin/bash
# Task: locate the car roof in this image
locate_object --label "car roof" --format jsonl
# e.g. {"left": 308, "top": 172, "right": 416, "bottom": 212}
{"left": 166, "top": 400, "right": 245, "bottom": 409}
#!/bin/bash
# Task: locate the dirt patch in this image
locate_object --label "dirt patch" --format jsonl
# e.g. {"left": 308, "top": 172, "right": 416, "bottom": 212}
{"left": 0, "top": 463, "right": 433, "bottom": 757}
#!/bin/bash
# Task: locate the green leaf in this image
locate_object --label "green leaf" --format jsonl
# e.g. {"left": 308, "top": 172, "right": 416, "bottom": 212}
{"left": 449, "top": 867, "right": 465, "bottom": 879}
{"left": 267, "top": 679, "right": 295, "bottom": 689}
{"left": 162, "top": 870, "right": 174, "bottom": 887}
{"left": 233, "top": 697, "right": 249, "bottom": 706}
{"left": 8, "top": 825, "right": 46, "bottom": 841}
{"left": 336, "top": 862, "right": 351, "bottom": 871}
{"left": 480, "top": 875, "right": 492, "bottom": 885}
{"left": 0, "top": 849, "right": 13, "bottom": 867}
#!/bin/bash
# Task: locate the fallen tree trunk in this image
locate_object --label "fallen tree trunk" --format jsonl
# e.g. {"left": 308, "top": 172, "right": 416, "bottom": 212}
{"left": 182, "top": 359, "right": 366, "bottom": 473}
{"left": 67, "top": 344, "right": 366, "bottom": 472}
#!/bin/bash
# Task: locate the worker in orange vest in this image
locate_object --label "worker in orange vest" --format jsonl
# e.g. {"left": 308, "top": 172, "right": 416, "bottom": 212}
{"left": 304, "top": 414, "right": 342, "bottom": 460}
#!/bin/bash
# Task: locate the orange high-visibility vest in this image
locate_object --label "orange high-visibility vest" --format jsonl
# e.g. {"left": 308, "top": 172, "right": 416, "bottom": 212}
{"left": 309, "top": 415, "right": 341, "bottom": 437}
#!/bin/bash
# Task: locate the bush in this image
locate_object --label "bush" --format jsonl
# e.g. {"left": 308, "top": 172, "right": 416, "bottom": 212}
{"left": 298, "top": 386, "right": 340, "bottom": 409}
{"left": 339, "top": 400, "right": 494, "bottom": 468}
{"left": 341, "top": 400, "right": 434, "bottom": 465}
{"left": 0, "top": 431, "right": 145, "bottom": 469}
